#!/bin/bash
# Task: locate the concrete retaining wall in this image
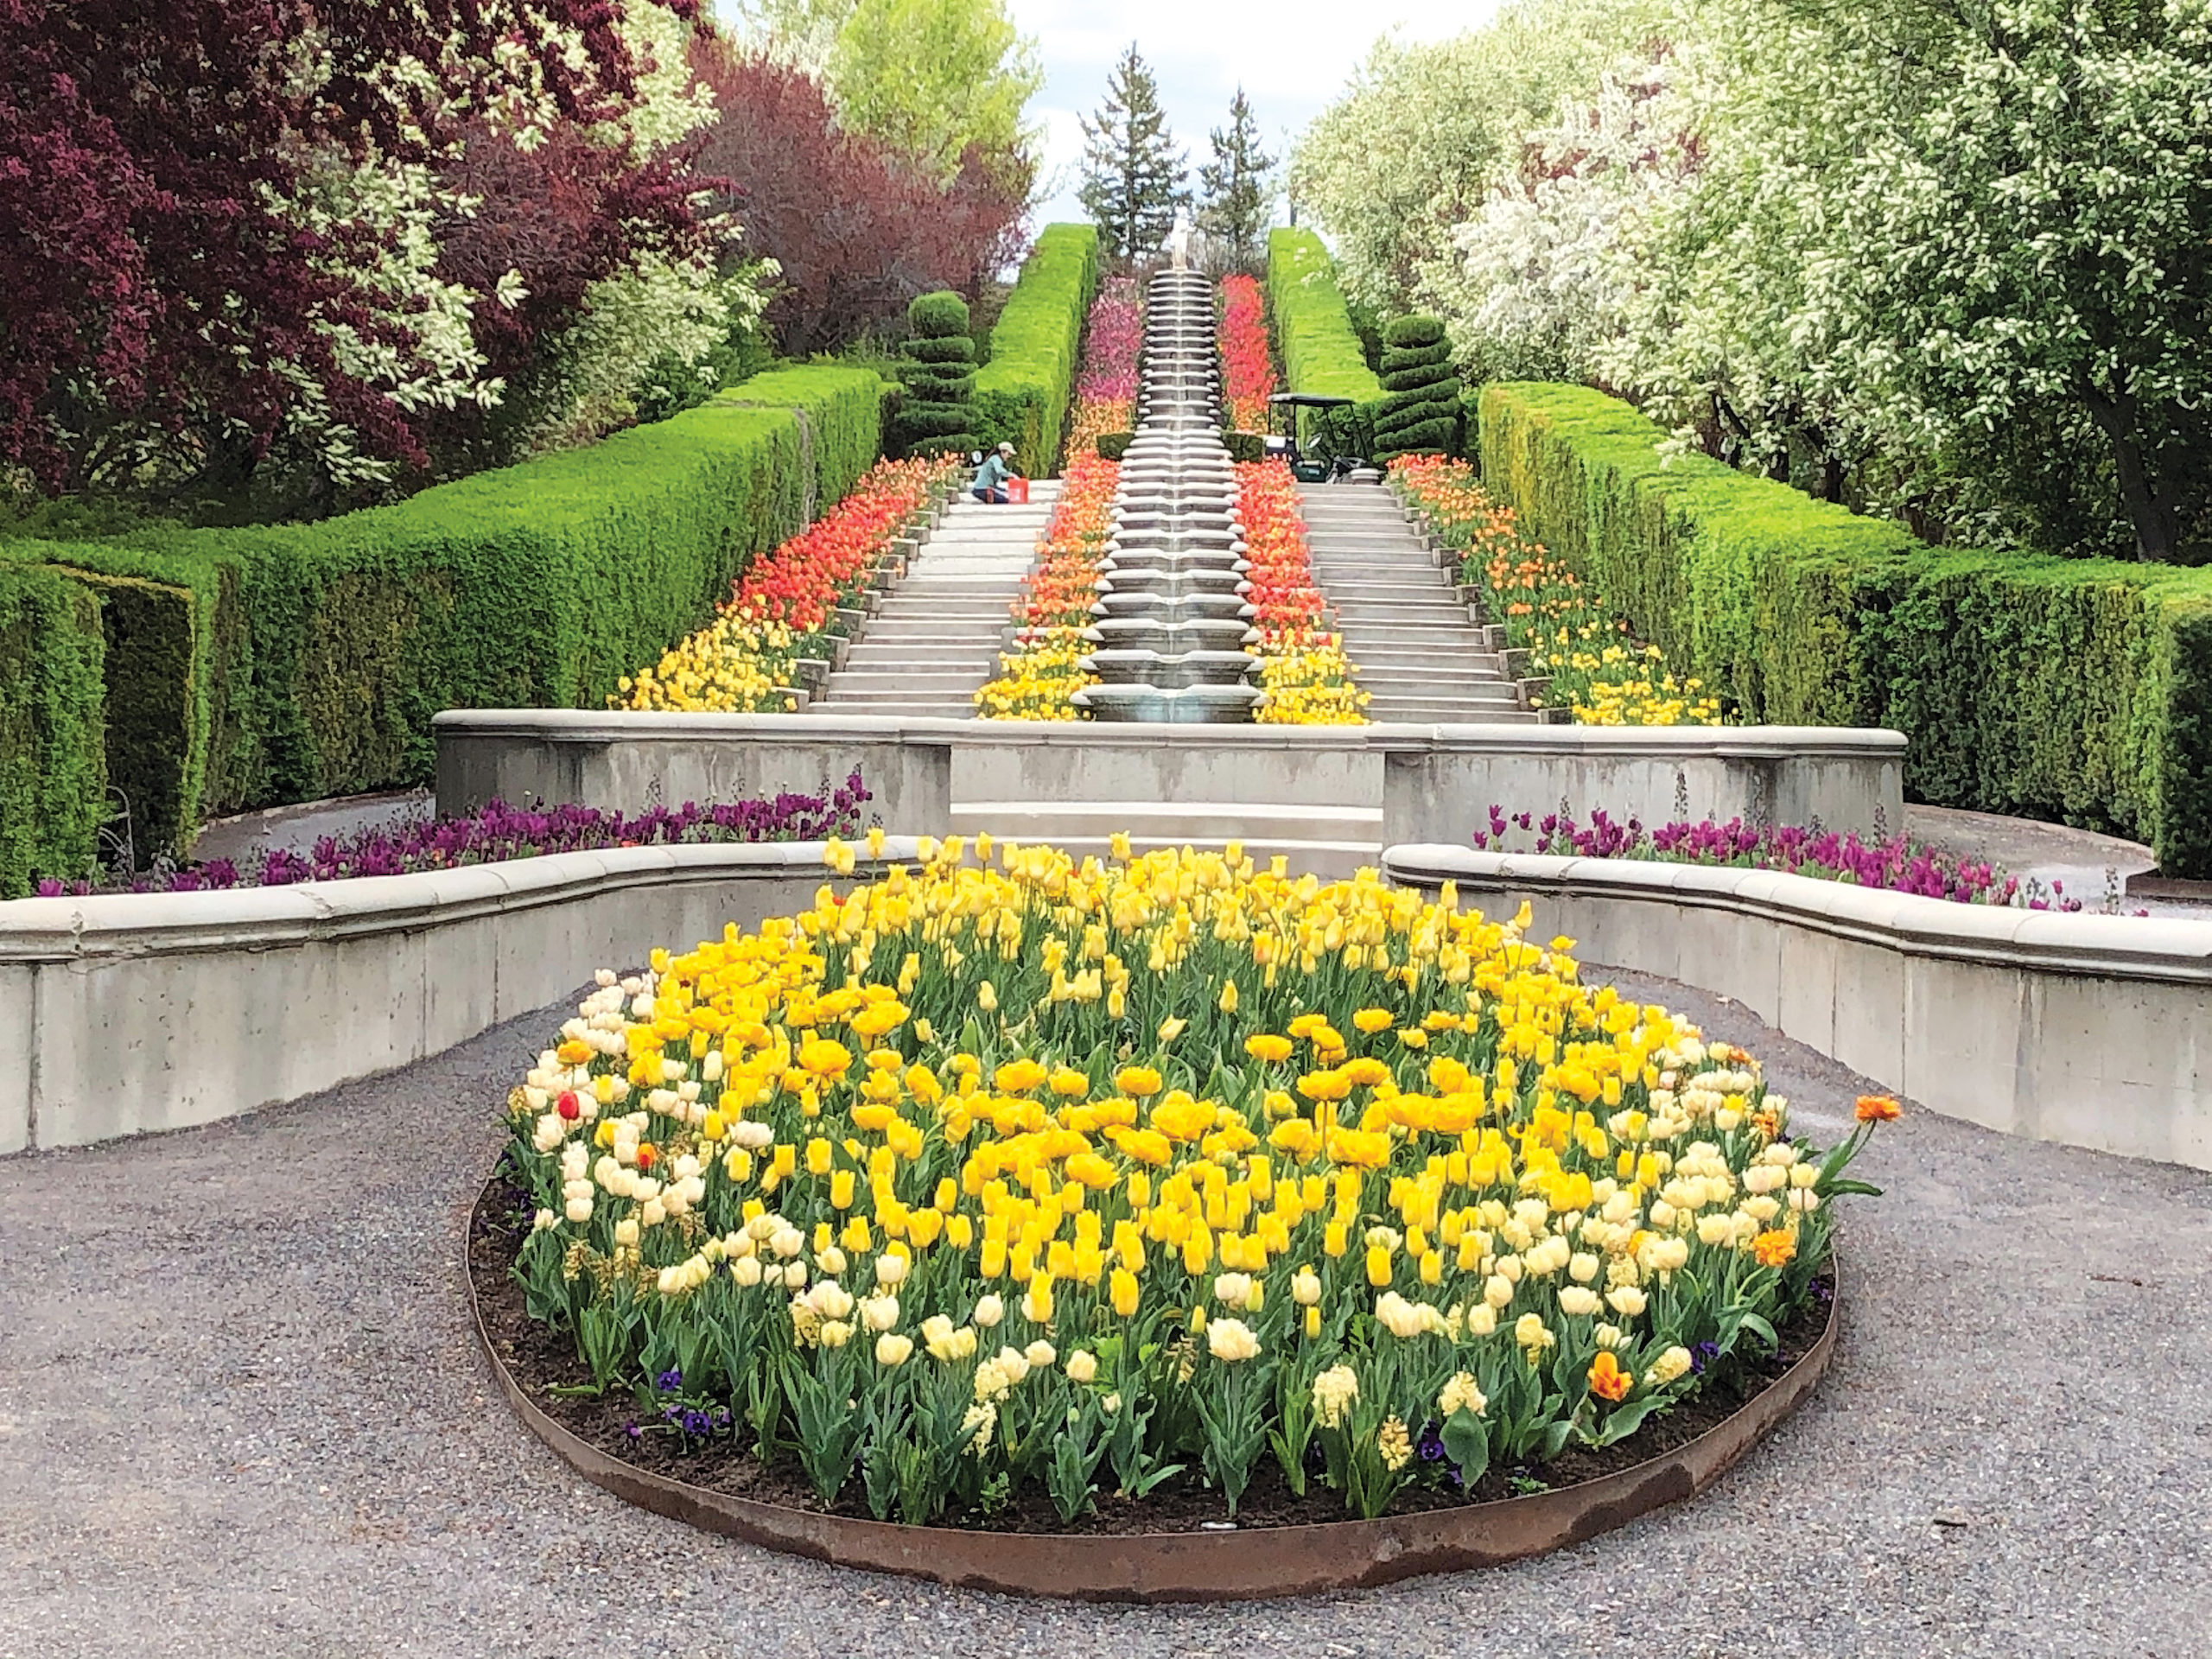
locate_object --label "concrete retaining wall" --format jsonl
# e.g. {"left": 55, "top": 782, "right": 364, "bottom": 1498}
{"left": 434, "top": 713, "right": 953, "bottom": 834}
{"left": 435, "top": 713, "right": 1905, "bottom": 846}
{"left": 0, "top": 842, "right": 893, "bottom": 1154}
{"left": 1383, "top": 844, "right": 2212, "bottom": 1171}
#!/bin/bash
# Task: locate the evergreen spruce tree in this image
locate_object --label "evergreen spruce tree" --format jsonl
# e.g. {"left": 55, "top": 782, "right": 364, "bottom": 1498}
{"left": 1077, "top": 44, "right": 1187, "bottom": 262}
{"left": 1198, "top": 88, "right": 1275, "bottom": 270}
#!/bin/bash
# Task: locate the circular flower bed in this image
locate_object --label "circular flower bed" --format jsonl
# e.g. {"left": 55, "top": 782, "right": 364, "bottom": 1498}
{"left": 494, "top": 836, "right": 1886, "bottom": 1538}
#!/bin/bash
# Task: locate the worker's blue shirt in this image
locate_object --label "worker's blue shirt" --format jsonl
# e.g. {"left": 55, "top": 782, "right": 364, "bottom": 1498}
{"left": 974, "top": 454, "right": 1014, "bottom": 490}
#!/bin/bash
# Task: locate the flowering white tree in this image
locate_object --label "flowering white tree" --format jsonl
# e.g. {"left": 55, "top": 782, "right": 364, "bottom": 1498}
{"left": 1289, "top": 0, "right": 1660, "bottom": 316}
{"left": 1430, "top": 49, "right": 1699, "bottom": 389}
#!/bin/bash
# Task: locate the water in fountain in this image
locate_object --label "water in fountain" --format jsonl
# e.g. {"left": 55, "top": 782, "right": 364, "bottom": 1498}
{"left": 1072, "top": 270, "right": 1261, "bottom": 722}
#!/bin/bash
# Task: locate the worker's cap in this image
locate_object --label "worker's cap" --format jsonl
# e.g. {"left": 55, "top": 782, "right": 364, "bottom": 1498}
{"left": 996, "top": 442, "right": 1014, "bottom": 455}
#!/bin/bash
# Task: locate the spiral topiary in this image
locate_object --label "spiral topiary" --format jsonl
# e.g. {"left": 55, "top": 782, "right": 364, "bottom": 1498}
{"left": 892, "top": 291, "right": 980, "bottom": 460}
{"left": 1371, "top": 315, "right": 1461, "bottom": 463}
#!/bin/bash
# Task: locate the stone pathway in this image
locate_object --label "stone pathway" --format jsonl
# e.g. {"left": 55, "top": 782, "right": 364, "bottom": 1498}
{"left": 808, "top": 483, "right": 1061, "bottom": 721}
{"left": 1, "top": 969, "right": 2204, "bottom": 1656}
{"left": 1300, "top": 484, "right": 1529, "bottom": 725}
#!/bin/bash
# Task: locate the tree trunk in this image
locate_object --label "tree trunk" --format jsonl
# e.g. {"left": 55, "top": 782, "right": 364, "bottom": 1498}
{"left": 2082, "top": 380, "right": 2179, "bottom": 562}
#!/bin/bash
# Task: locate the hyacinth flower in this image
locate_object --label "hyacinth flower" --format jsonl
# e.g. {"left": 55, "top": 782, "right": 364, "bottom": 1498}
{"left": 36, "top": 772, "right": 872, "bottom": 897}
{"left": 1470, "top": 805, "right": 2082, "bottom": 911}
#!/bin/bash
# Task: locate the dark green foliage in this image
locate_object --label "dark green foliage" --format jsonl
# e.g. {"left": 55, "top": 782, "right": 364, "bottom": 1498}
{"left": 1373, "top": 315, "right": 1459, "bottom": 463}
{"left": 1078, "top": 46, "right": 1187, "bottom": 261}
{"left": 1224, "top": 431, "right": 1266, "bottom": 463}
{"left": 906, "top": 336, "right": 976, "bottom": 365}
{"left": 893, "top": 291, "right": 979, "bottom": 461}
{"left": 0, "top": 559, "right": 106, "bottom": 896}
{"left": 975, "top": 225, "right": 1100, "bottom": 474}
{"left": 1478, "top": 381, "right": 2212, "bottom": 875}
{"left": 908, "top": 292, "right": 973, "bottom": 340}
{"left": 1096, "top": 432, "right": 1135, "bottom": 461}
{"left": 1373, "top": 416, "right": 1458, "bottom": 457}
{"left": 1198, "top": 88, "right": 1275, "bottom": 269}
{"left": 1383, "top": 316, "right": 1446, "bottom": 350}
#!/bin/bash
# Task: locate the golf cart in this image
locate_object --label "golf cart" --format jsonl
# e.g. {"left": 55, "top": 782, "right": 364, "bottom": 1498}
{"left": 1265, "top": 392, "right": 1371, "bottom": 483}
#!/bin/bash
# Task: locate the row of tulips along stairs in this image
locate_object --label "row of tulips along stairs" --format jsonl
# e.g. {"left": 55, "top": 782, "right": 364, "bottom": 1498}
{"left": 950, "top": 268, "right": 1377, "bottom": 875}
{"left": 806, "top": 480, "right": 1062, "bottom": 718}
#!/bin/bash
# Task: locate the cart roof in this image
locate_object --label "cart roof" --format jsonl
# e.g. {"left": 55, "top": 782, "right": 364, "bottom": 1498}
{"left": 1267, "top": 392, "right": 1357, "bottom": 409}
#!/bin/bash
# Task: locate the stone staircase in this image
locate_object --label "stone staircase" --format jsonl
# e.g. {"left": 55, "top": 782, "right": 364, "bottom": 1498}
{"left": 1299, "top": 484, "right": 1533, "bottom": 725}
{"left": 808, "top": 481, "right": 1060, "bottom": 719}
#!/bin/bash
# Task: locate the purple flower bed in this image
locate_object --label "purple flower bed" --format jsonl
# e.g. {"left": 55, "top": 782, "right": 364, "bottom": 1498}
{"left": 1473, "top": 805, "right": 2087, "bottom": 912}
{"left": 35, "top": 771, "right": 872, "bottom": 898}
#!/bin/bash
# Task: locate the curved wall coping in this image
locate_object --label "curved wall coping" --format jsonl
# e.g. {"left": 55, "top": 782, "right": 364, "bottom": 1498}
{"left": 0, "top": 841, "right": 912, "bottom": 1154}
{"left": 432, "top": 708, "right": 1907, "bottom": 761}
{"left": 0, "top": 840, "right": 912, "bottom": 964}
{"left": 1383, "top": 845, "right": 2212, "bottom": 984}
{"left": 1383, "top": 843, "right": 2212, "bottom": 1172}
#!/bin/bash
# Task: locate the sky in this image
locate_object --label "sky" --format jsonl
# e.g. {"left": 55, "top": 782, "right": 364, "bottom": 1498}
{"left": 709, "top": 0, "right": 1509, "bottom": 232}
{"left": 1007, "top": 0, "right": 1506, "bottom": 229}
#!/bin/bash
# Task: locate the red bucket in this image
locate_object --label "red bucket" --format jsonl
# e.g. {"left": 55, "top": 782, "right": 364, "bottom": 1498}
{"left": 1007, "top": 477, "right": 1029, "bottom": 505}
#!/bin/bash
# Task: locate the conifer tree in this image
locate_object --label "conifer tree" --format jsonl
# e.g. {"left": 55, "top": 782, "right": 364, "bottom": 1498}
{"left": 1077, "top": 44, "right": 1187, "bottom": 262}
{"left": 1198, "top": 88, "right": 1275, "bottom": 270}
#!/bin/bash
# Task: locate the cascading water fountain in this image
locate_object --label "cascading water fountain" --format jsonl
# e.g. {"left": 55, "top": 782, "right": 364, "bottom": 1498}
{"left": 1071, "top": 269, "right": 1261, "bottom": 722}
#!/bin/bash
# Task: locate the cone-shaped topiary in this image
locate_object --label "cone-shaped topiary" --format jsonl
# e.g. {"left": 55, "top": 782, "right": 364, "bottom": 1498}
{"left": 892, "top": 291, "right": 980, "bottom": 460}
{"left": 1371, "top": 315, "right": 1460, "bottom": 462}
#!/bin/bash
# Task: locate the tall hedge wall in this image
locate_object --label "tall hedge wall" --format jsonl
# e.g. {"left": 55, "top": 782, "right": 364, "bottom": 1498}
{"left": 715, "top": 364, "right": 885, "bottom": 518}
{"left": 1478, "top": 382, "right": 2212, "bottom": 876}
{"left": 974, "top": 223, "right": 1099, "bottom": 475}
{"left": 0, "top": 559, "right": 107, "bottom": 896}
{"left": 2, "top": 377, "right": 886, "bottom": 883}
{"left": 1265, "top": 229, "right": 1385, "bottom": 461}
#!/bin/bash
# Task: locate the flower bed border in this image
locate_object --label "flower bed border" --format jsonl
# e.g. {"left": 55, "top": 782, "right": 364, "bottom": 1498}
{"left": 469, "top": 1181, "right": 1838, "bottom": 1602}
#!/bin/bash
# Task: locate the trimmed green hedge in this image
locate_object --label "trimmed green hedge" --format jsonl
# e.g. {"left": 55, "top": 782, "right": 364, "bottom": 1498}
{"left": 975, "top": 224, "right": 1100, "bottom": 476}
{"left": 1478, "top": 382, "right": 2212, "bottom": 875}
{"left": 0, "top": 363, "right": 895, "bottom": 886}
{"left": 716, "top": 365, "right": 884, "bottom": 518}
{"left": 1266, "top": 230, "right": 1385, "bottom": 461}
{"left": 0, "top": 559, "right": 107, "bottom": 896}
{"left": 4, "top": 396, "right": 868, "bottom": 881}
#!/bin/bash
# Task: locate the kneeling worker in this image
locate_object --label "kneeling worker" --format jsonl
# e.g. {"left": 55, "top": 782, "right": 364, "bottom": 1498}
{"left": 972, "top": 442, "right": 1020, "bottom": 504}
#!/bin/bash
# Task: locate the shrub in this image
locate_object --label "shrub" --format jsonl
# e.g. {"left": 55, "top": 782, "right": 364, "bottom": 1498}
{"left": 716, "top": 365, "right": 886, "bottom": 517}
{"left": 1265, "top": 230, "right": 1384, "bottom": 461}
{"left": 1478, "top": 381, "right": 2212, "bottom": 875}
{"left": 1373, "top": 316, "right": 1461, "bottom": 464}
{"left": 974, "top": 224, "right": 1100, "bottom": 475}
{"left": 892, "top": 292, "right": 979, "bottom": 460}
{"left": 0, "top": 559, "right": 106, "bottom": 896}
{"left": 1096, "top": 432, "right": 1135, "bottom": 461}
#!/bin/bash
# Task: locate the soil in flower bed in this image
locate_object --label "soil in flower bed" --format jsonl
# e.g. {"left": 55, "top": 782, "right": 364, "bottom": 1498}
{"left": 469, "top": 1180, "right": 1834, "bottom": 1535}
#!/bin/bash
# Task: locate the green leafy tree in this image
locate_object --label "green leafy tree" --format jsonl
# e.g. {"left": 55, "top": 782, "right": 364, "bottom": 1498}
{"left": 730, "top": 0, "right": 1042, "bottom": 190}
{"left": 1077, "top": 44, "right": 1187, "bottom": 263}
{"left": 1198, "top": 89, "right": 1276, "bottom": 270}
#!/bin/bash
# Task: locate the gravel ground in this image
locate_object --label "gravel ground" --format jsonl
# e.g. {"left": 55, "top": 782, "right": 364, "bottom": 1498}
{"left": 1, "top": 969, "right": 2206, "bottom": 1659}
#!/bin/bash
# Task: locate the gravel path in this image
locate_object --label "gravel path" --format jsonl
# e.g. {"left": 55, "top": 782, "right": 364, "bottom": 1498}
{"left": 1, "top": 969, "right": 2206, "bottom": 1659}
